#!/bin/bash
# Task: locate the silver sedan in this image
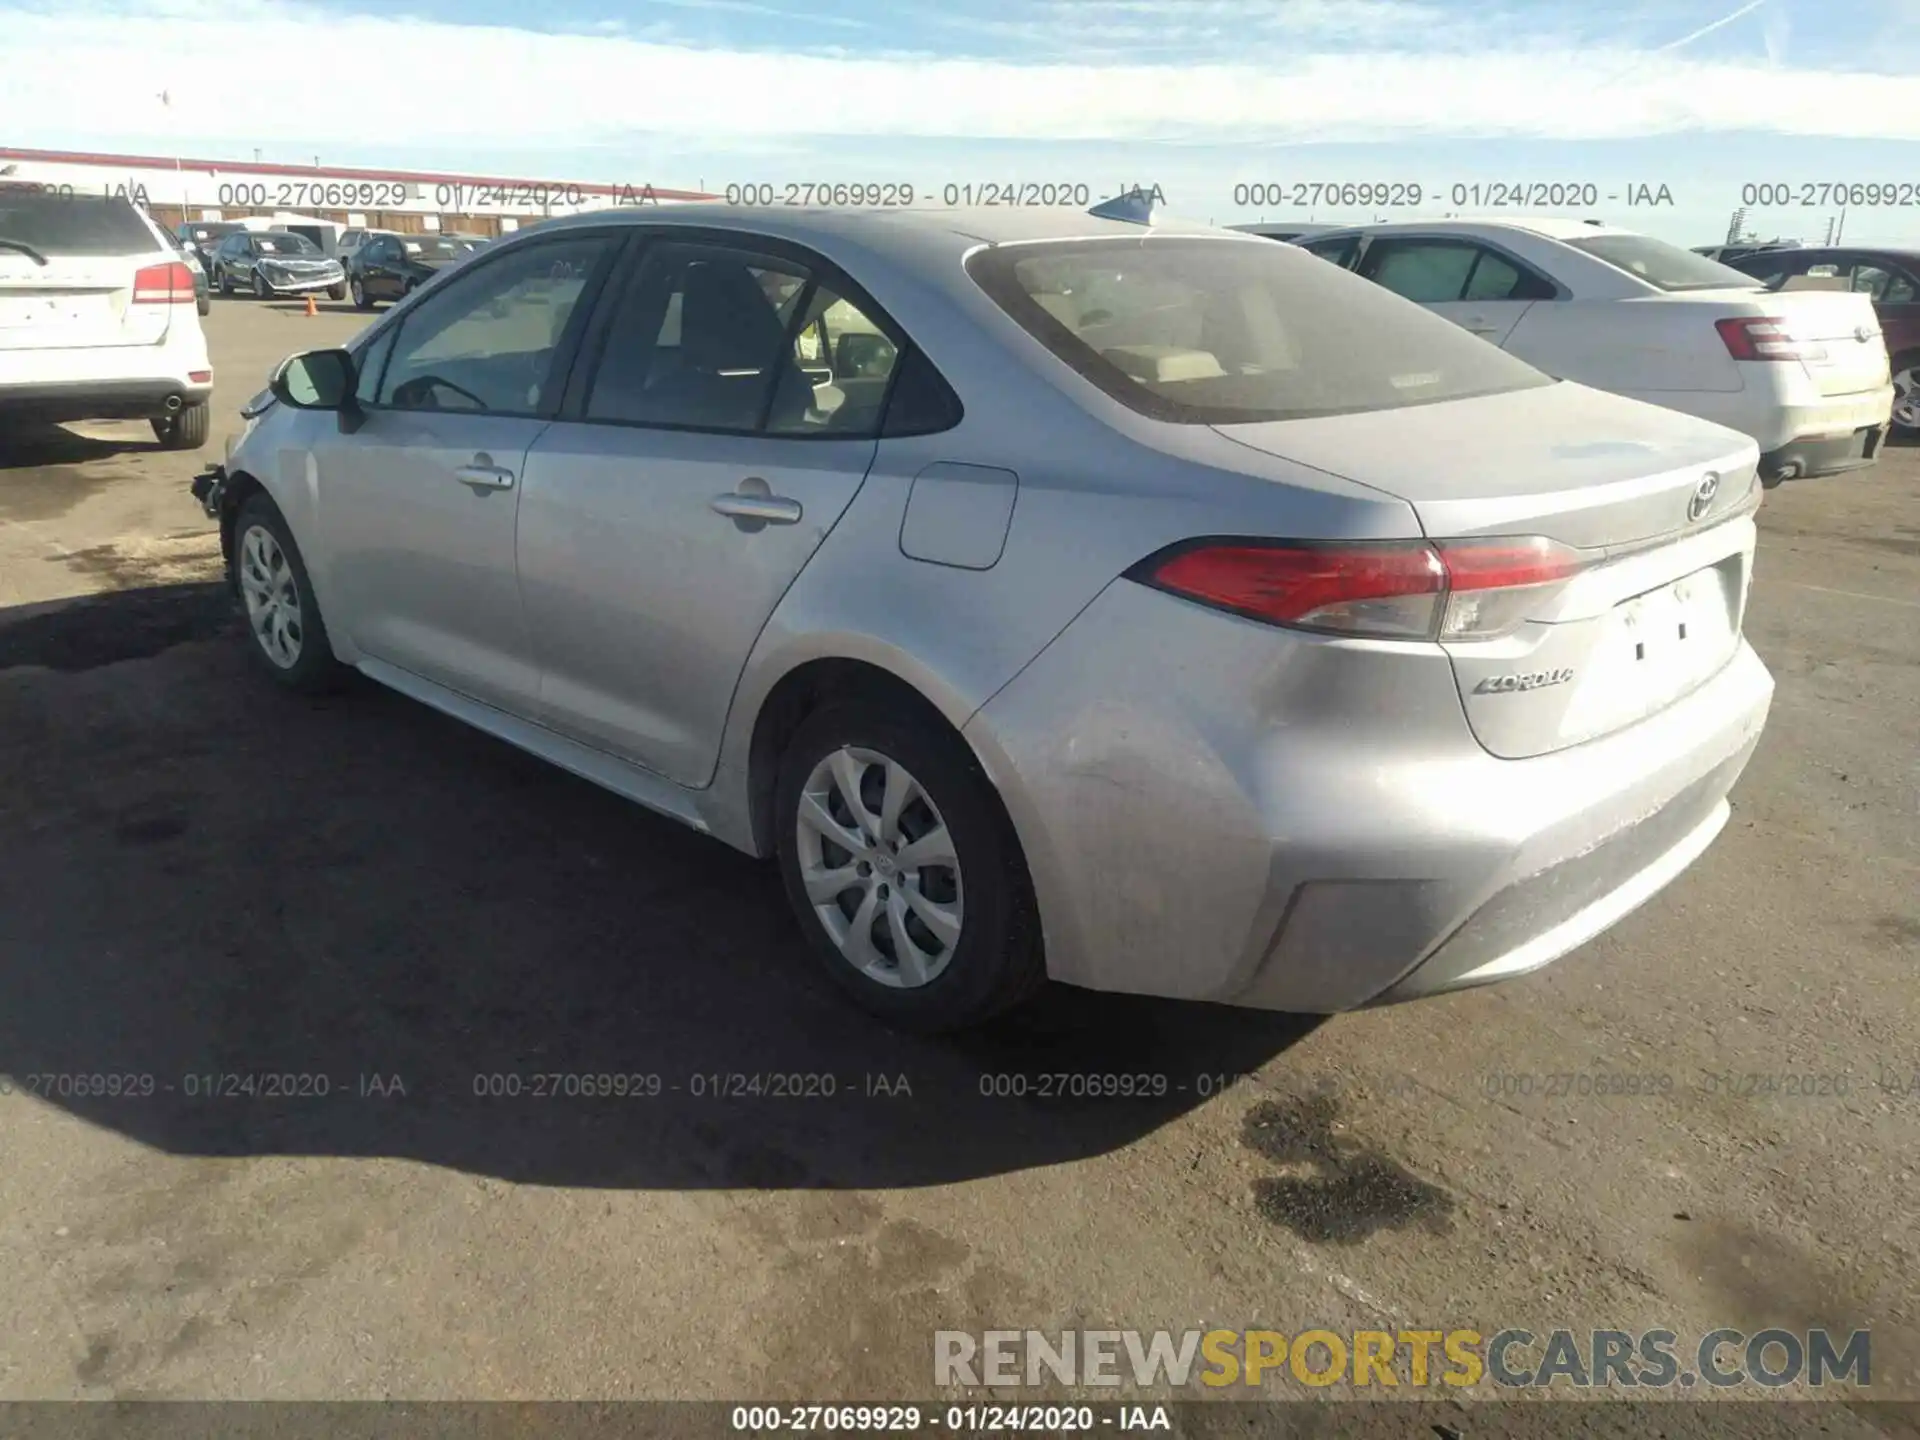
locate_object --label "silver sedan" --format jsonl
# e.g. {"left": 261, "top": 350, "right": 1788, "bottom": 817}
{"left": 196, "top": 198, "right": 1774, "bottom": 1031}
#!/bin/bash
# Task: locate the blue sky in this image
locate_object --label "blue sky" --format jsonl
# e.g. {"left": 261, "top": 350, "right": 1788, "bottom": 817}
{"left": 3, "top": 0, "right": 1916, "bottom": 244}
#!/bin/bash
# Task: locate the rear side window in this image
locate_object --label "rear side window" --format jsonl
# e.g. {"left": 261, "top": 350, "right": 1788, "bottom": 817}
{"left": 881, "top": 348, "right": 962, "bottom": 436}
{"left": 1563, "top": 234, "right": 1761, "bottom": 292}
{"left": 967, "top": 236, "right": 1552, "bottom": 425}
{"left": 0, "top": 190, "right": 157, "bottom": 257}
{"left": 1366, "top": 240, "right": 1479, "bottom": 303}
{"left": 1301, "top": 236, "right": 1359, "bottom": 267}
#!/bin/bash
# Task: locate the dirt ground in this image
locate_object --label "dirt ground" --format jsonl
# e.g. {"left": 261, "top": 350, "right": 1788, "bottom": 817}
{"left": 0, "top": 298, "right": 1915, "bottom": 1426}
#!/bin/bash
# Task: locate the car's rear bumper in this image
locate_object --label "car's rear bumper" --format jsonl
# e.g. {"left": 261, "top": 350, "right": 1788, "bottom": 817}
{"left": 1760, "top": 422, "right": 1888, "bottom": 481}
{"left": 0, "top": 377, "right": 215, "bottom": 423}
{"left": 1637, "top": 382, "right": 1893, "bottom": 459}
{"left": 967, "top": 580, "right": 1773, "bottom": 1013}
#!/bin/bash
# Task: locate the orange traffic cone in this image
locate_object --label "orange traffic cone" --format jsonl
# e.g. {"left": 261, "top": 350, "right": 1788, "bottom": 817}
{"left": 304, "top": 294, "right": 317, "bottom": 317}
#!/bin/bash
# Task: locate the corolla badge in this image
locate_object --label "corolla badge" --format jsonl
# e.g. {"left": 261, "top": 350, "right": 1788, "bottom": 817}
{"left": 1474, "top": 668, "right": 1575, "bottom": 695}
{"left": 1687, "top": 472, "right": 1721, "bottom": 523}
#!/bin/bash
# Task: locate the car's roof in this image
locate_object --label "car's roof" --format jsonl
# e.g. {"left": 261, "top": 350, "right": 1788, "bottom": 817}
{"left": 527, "top": 202, "right": 1252, "bottom": 265}
{"left": 1736, "top": 243, "right": 1920, "bottom": 262}
{"left": 1230, "top": 222, "right": 1344, "bottom": 238}
{"left": 1305, "top": 216, "right": 1644, "bottom": 243}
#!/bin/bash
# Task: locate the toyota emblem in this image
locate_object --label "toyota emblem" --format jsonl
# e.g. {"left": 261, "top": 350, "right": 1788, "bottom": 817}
{"left": 1855, "top": 324, "right": 1874, "bottom": 343}
{"left": 1687, "top": 472, "right": 1720, "bottom": 522}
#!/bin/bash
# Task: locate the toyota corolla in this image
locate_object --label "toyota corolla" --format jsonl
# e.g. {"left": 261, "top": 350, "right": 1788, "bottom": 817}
{"left": 191, "top": 198, "right": 1774, "bottom": 1031}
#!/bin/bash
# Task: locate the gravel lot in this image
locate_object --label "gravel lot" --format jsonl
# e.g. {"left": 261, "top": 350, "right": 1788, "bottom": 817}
{"left": 1, "top": 298, "right": 1915, "bottom": 1422}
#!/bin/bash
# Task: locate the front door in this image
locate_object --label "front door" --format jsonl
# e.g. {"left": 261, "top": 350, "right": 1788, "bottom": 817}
{"left": 313, "top": 230, "right": 622, "bottom": 715}
{"left": 516, "top": 240, "right": 901, "bottom": 786}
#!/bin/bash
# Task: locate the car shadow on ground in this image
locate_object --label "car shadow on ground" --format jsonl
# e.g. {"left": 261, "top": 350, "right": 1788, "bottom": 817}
{"left": 0, "top": 582, "right": 1319, "bottom": 1192}
{"left": 0, "top": 422, "right": 163, "bottom": 471}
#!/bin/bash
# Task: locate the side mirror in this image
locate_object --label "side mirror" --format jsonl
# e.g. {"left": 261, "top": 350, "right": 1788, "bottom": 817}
{"left": 271, "top": 349, "right": 355, "bottom": 410}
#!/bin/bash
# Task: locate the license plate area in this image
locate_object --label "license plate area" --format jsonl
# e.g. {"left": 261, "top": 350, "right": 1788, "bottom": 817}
{"left": 1611, "top": 563, "right": 1739, "bottom": 697}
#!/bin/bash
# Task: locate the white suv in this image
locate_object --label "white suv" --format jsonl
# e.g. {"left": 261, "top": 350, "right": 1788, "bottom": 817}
{"left": 0, "top": 185, "right": 214, "bottom": 449}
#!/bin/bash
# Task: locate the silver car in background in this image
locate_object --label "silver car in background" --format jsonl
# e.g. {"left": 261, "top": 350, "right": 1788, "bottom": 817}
{"left": 195, "top": 200, "right": 1774, "bottom": 1031}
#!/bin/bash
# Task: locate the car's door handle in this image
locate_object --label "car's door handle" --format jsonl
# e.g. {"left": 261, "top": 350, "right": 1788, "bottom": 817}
{"left": 710, "top": 491, "right": 802, "bottom": 524}
{"left": 454, "top": 462, "right": 515, "bottom": 491}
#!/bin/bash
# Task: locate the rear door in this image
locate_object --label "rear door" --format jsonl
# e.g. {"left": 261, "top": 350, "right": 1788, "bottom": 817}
{"left": 0, "top": 190, "right": 175, "bottom": 354}
{"left": 1357, "top": 236, "right": 1548, "bottom": 346}
{"left": 516, "top": 237, "right": 892, "bottom": 785}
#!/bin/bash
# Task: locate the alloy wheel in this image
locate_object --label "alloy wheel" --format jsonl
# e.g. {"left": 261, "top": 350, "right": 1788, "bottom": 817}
{"left": 1893, "top": 365, "right": 1919, "bottom": 434}
{"left": 794, "top": 747, "right": 964, "bottom": 989}
{"left": 238, "top": 524, "right": 303, "bottom": 669}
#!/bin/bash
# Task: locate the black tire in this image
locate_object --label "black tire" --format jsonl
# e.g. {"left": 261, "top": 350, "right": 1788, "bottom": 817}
{"left": 230, "top": 494, "right": 345, "bottom": 694}
{"left": 252, "top": 272, "right": 270, "bottom": 300}
{"left": 197, "top": 294, "right": 210, "bottom": 317}
{"left": 217, "top": 267, "right": 233, "bottom": 297}
{"left": 350, "top": 276, "right": 372, "bottom": 310}
{"left": 151, "top": 401, "right": 210, "bottom": 450}
{"left": 773, "top": 700, "right": 1045, "bottom": 1033}
{"left": 326, "top": 282, "right": 346, "bottom": 302}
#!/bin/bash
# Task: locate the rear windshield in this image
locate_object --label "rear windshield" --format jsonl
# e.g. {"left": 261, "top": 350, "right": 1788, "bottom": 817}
{"left": 0, "top": 189, "right": 158, "bottom": 257}
{"left": 1564, "top": 234, "right": 1762, "bottom": 292}
{"left": 967, "top": 236, "right": 1553, "bottom": 424}
{"left": 255, "top": 234, "right": 321, "bottom": 256}
{"left": 401, "top": 237, "right": 460, "bottom": 259}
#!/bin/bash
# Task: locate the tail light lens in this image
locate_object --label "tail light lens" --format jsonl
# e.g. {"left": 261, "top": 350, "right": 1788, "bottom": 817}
{"left": 1716, "top": 317, "right": 1826, "bottom": 362}
{"left": 1129, "top": 536, "right": 1588, "bottom": 642}
{"left": 132, "top": 261, "right": 197, "bottom": 305}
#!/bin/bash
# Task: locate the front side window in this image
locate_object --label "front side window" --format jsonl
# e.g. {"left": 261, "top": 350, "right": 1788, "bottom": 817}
{"left": 1843, "top": 260, "right": 1916, "bottom": 303}
{"left": 968, "top": 236, "right": 1553, "bottom": 424}
{"left": 376, "top": 235, "right": 614, "bottom": 415}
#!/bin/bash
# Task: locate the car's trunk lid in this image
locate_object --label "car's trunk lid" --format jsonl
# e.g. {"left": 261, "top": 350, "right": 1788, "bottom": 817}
{"left": 1212, "top": 380, "right": 1761, "bottom": 758}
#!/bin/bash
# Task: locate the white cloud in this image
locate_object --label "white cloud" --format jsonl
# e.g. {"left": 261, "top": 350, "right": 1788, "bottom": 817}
{"left": 2, "top": 0, "right": 1915, "bottom": 148}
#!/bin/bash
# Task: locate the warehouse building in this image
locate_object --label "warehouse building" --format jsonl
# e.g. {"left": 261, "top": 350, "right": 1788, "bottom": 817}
{"left": 0, "top": 146, "right": 715, "bottom": 240}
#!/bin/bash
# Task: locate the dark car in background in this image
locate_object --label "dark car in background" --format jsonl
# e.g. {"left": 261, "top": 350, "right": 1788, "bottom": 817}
{"left": 346, "top": 232, "right": 467, "bottom": 309}
{"left": 174, "top": 220, "right": 250, "bottom": 271}
{"left": 210, "top": 230, "right": 346, "bottom": 301}
{"left": 162, "top": 227, "right": 212, "bottom": 315}
{"left": 1720, "top": 245, "right": 1920, "bottom": 437}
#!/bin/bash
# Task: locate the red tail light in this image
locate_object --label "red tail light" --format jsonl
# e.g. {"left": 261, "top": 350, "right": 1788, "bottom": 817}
{"left": 1716, "top": 316, "right": 1825, "bottom": 362}
{"left": 132, "top": 261, "right": 197, "bottom": 304}
{"left": 1130, "top": 536, "right": 1588, "bottom": 642}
